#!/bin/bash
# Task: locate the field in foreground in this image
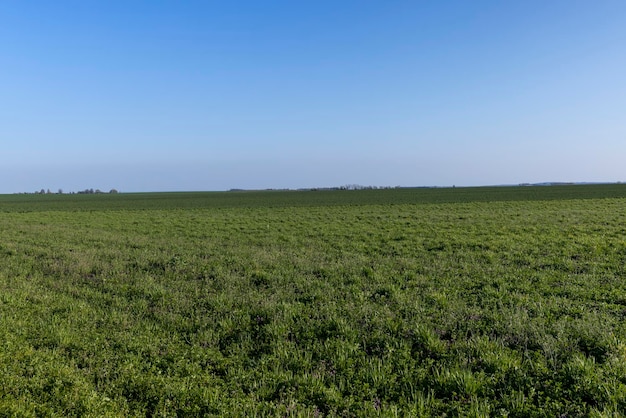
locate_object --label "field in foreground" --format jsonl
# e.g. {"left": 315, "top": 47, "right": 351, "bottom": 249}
{"left": 1, "top": 185, "right": 626, "bottom": 416}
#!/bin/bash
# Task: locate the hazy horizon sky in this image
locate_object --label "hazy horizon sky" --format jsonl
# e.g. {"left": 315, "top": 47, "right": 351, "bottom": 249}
{"left": 2, "top": 1, "right": 625, "bottom": 193}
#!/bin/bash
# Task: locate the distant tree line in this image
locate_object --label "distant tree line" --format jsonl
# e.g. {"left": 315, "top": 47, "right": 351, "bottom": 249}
{"left": 306, "top": 185, "right": 401, "bottom": 191}
{"left": 228, "top": 185, "right": 401, "bottom": 192}
{"left": 337, "top": 184, "right": 400, "bottom": 191}
{"left": 75, "top": 188, "right": 118, "bottom": 194}
{"left": 28, "top": 188, "right": 119, "bottom": 195}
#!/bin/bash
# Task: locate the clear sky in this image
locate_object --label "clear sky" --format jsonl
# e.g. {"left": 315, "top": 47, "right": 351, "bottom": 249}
{"left": 2, "top": 1, "right": 625, "bottom": 193}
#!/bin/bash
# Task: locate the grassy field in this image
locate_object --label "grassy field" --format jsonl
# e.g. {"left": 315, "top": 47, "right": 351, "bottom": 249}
{"left": 1, "top": 185, "right": 626, "bottom": 416}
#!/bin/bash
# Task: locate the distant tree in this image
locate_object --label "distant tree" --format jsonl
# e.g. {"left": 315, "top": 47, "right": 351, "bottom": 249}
{"left": 109, "top": 189, "right": 119, "bottom": 194}
{"left": 40, "top": 189, "right": 45, "bottom": 194}
{"left": 58, "top": 189, "right": 63, "bottom": 194}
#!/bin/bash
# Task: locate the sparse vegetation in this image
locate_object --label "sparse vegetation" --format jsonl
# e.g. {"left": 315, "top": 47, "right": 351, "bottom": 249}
{"left": 1, "top": 185, "right": 626, "bottom": 416}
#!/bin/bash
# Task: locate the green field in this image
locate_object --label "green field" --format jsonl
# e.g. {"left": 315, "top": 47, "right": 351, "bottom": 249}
{"left": 1, "top": 185, "right": 626, "bottom": 416}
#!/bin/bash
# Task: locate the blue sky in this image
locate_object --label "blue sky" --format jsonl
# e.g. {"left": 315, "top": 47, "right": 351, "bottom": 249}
{"left": 2, "top": 1, "right": 625, "bottom": 193}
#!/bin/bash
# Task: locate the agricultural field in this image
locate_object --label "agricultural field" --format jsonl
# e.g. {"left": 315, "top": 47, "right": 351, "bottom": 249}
{"left": 1, "top": 184, "right": 626, "bottom": 416}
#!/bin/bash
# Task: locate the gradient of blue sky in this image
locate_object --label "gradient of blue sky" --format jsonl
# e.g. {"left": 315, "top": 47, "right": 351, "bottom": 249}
{"left": 2, "top": 1, "right": 625, "bottom": 192}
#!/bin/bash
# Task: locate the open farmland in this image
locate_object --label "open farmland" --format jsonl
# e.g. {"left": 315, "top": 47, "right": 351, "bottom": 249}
{"left": 1, "top": 185, "right": 626, "bottom": 416}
